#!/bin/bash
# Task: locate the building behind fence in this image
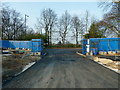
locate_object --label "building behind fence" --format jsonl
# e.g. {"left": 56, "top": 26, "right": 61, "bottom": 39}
{"left": 82, "top": 38, "right": 120, "bottom": 55}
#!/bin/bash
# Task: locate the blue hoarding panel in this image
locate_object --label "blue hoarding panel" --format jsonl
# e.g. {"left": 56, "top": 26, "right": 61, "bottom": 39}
{"left": 91, "top": 48, "right": 98, "bottom": 55}
{"left": 0, "top": 40, "right": 2, "bottom": 48}
{"left": 118, "top": 39, "right": 120, "bottom": 50}
{"left": 32, "top": 39, "right": 42, "bottom": 42}
{"left": 1, "top": 39, "right": 43, "bottom": 53}
{"left": 82, "top": 38, "right": 120, "bottom": 55}
{"left": 2, "top": 40, "right": 9, "bottom": 48}
{"left": 32, "top": 39, "right": 43, "bottom": 52}
{"left": 9, "top": 41, "right": 15, "bottom": 49}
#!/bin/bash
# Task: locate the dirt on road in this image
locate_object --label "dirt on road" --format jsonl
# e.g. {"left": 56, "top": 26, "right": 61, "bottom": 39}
{"left": 2, "top": 49, "right": 120, "bottom": 88}
{"left": 2, "top": 53, "right": 40, "bottom": 83}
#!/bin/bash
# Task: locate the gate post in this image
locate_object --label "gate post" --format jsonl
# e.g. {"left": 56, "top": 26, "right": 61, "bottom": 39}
{"left": 86, "top": 39, "right": 90, "bottom": 55}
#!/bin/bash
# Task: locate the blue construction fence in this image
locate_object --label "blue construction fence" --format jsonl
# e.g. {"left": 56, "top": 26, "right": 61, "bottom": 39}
{"left": 0, "top": 39, "right": 44, "bottom": 53}
{"left": 82, "top": 38, "right": 120, "bottom": 55}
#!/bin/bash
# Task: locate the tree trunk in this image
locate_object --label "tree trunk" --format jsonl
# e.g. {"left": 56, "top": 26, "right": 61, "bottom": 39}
{"left": 76, "top": 29, "right": 78, "bottom": 45}
{"left": 62, "top": 38, "right": 64, "bottom": 44}
{"left": 49, "top": 25, "right": 52, "bottom": 45}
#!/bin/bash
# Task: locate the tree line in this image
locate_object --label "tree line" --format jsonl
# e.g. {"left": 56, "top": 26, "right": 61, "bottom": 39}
{"left": 36, "top": 1, "right": 119, "bottom": 45}
{"left": 1, "top": 1, "right": 120, "bottom": 46}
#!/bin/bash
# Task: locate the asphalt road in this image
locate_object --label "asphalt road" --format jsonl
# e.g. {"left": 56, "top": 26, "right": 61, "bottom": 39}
{"left": 3, "top": 49, "right": 119, "bottom": 88}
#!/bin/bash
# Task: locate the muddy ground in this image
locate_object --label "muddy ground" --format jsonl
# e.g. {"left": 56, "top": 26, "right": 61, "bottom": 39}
{"left": 2, "top": 53, "right": 40, "bottom": 84}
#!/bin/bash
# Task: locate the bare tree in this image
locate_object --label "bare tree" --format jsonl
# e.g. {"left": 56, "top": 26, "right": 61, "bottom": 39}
{"left": 0, "top": 10, "right": 2, "bottom": 40}
{"left": 2, "top": 6, "right": 11, "bottom": 39}
{"left": 58, "top": 11, "right": 71, "bottom": 44}
{"left": 36, "top": 8, "right": 57, "bottom": 45}
{"left": 71, "top": 15, "right": 84, "bottom": 45}
{"left": 1, "top": 5, "right": 25, "bottom": 40}
{"left": 98, "top": 0, "right": 113, "bottom": 11}
{"left": 26, "top": 28, "right": 35, "bottom": 35}
{"left": 84, "top": 10, "right": 89, "bottom": 33}
{"left": 98, "top": 0, "right": 120, "bottom": 37}
{"left": 11, "top": 9, "right": 25, "bottom": 40}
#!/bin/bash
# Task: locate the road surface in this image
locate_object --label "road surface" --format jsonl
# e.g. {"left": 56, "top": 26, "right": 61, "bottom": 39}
{"left": 3, "top": 49, "right": 119, "bottom": 88}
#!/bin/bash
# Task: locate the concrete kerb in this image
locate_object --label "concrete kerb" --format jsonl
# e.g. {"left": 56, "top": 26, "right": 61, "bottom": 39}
{"left": 2, "top": 51, "right": 47, "bottom": 85}
{"left": 16, "top": 52, "right": 47, "bottom": 75}
{"left": 76, "top": 52, "right": 120, "bottom": 74}
{"left": 76, "top": 52, "right": 86, "bottom": 57}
